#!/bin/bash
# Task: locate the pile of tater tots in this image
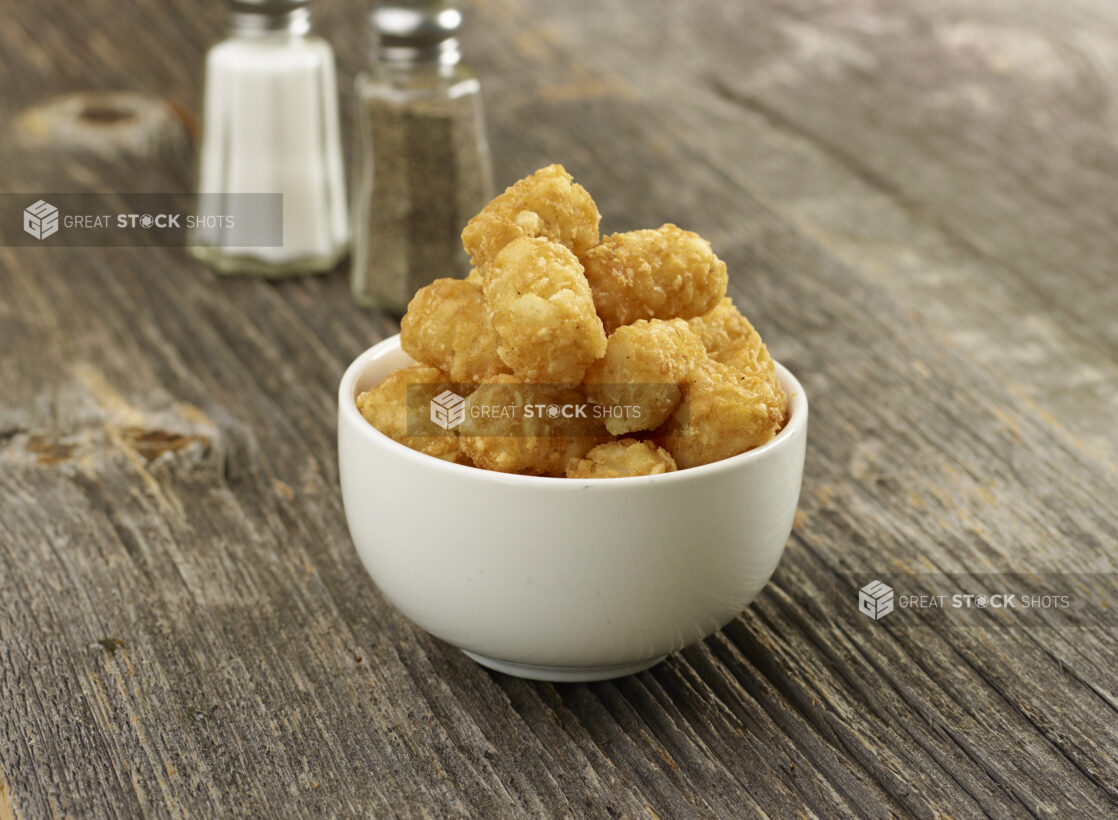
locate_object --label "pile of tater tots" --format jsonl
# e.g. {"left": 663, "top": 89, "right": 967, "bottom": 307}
{"left": 356, "top": 164, "right": 788, "bottom": 478}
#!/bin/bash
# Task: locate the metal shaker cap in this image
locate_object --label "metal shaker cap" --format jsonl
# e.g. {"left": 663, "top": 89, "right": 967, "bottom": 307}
{"left": 371, "top": 2, "right": 462, "bottom": 64}
{"left": 230, "top": 0, "right": 311, "bottom": 34}
{"left": 231, "top": 0, "right": 310, "bottom": 10}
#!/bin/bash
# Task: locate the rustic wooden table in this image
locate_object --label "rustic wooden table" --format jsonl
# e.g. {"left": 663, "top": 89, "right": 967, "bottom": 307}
{"left": 2, "top": 0, "right": 1116, "bottom": 816}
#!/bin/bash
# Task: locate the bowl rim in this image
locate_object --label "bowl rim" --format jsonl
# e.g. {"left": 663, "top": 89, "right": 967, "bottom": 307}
{"left": 338, "top": 334, "right": 807, "bottom": 488}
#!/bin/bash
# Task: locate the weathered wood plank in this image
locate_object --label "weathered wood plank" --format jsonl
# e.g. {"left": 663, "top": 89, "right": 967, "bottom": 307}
{"left": 1, "top": 0, "right": 1115, "bottom": 817}
{"left": 529, "top": 0, "right": 1118, "bottom": 454}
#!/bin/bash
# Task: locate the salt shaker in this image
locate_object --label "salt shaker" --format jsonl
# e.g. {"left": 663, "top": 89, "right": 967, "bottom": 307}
{"left": 192, "top": 0, "right": 349, "bottom": 276}
{"left": 350, "top": 0, "right": 493, "bottom": 314}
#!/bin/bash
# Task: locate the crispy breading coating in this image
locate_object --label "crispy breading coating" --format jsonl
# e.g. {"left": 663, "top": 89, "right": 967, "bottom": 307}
{"left": 400, "top": 278, "right": 510, "bottom": 382}
{"left": 656, "top": 359, "right": 785, "bottom": 470}
{"left": 687, "top": 297, "right": 772, "bottom": 376}
{"left": 584, "top": 319, "right": 707, "bottom": 435}
{"left": 458, "top": 376, "right": 602, "bottom": 475}
{"left": 582, "top": 224, "right": 728, "bottom": 334}
{"left": 356, "top": 364, "right": 461, "bottom": 462}
{"left": 483, "top": 237, "right": 607, "bottom": 383}
{"left": 461, "top": 164, "right": 600, "bottom": 268}
{"left": 566, "top": 438, "right": 677, "bottom": 479}
{"left": 360, "top": 166, "right": 790, "bottom": 476}
{"left": 688, "top": 298, "right": 787, "bottom": 420}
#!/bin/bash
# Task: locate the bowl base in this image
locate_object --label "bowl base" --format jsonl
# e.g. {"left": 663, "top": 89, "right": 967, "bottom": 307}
{"left": 462, "top": 650, "right": 667, "bottom": 682}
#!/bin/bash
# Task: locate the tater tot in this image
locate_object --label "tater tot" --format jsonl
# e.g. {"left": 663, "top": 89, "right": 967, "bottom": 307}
{"left": 483, "top": 237, "right": 607, "bottom": 383}
{"left": 461, "top": 164, "right": 600, "bottom": 268}
{"left": 458, "top": 377, "right": 602, "bottom": 475}
{"left": 400, "top": 278, "right": 510, "bottom": 382}
{"left": 359, "top": 165, "right": 790, "bottom": 476}
{"left": 566, "top": 439, "right": 677, "bottom": 479}
{"left": 582, "top": 224, "right": 728, "bottom": 334}
{"left": 688, "top": 298, "right": 787, "bottom": 421}
{"left": 356, "top": 365, "right": 461, "bottom": 462}
{"left": 687, "top": 298, "right": 772, "bottom": 376}
{"left": 656, "top": 359, "right": 785, "bottom": 470}
{"left": 584, "top": 319, "right": 707, "bottom": 435}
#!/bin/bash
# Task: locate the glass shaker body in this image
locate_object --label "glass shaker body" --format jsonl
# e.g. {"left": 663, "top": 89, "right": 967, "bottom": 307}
{"left": 192, "top": 28, "right": 349, "bottom": 276}
{"left": 351, "top": 61, "right": 492, "bottom": 314}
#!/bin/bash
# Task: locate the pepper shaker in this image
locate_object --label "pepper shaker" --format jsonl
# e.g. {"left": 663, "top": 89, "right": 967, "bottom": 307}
{"left": 192, "top": 0, "right": 349, "bottom": 276}
{"left": 350, "top": 0, "right": 493, "bottom": 314}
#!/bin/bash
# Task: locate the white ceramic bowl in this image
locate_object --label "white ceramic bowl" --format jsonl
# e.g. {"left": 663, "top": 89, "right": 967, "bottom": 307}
{"left": 338, "top": 336, "right": 808, "bottom": 681}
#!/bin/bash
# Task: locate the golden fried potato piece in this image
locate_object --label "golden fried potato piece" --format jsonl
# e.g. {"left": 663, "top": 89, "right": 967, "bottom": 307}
{"left": 582, "top": 224, "right": 728, "bottom": 334}
{"left": 687, "top": 298, "right": 772, "bottom": 375}
{"left": 656, "top": 359, "right": 785, "bottom": 470}
{"left": 400, "top": 278, "right": 510, "bottom": 382}
{"left": 566, "top": 439, "right": 677, "bottom": 479}
{"left": 461, "top": 164, "right": 601, "bottom": 268}
{"left": 483, "top": 237, "right": 607, "bottom": 383}
{"left": 458, "top": 376, "right": 602, "bottom": 475}
{"left": 584, "top": 319, "right": 707, "bottom": 435}
{"left": 356, "top": 365, "right": 461, "bottom": 462}
{"left": 688, "top": 298, "right": 787, "bottom": 421}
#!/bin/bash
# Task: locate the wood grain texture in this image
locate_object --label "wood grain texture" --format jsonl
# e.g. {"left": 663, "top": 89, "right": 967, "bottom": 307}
{"left": 1, "top": 0, "right": 1116, "bottom": 817}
